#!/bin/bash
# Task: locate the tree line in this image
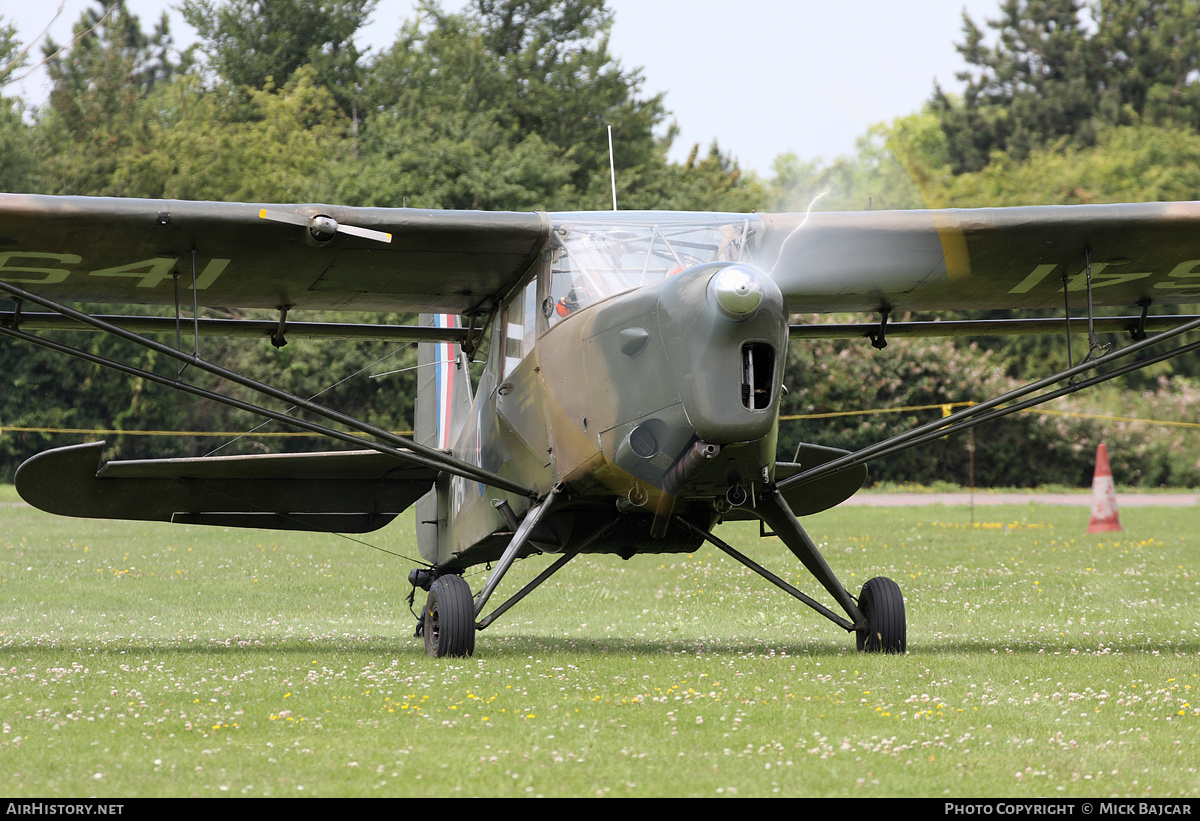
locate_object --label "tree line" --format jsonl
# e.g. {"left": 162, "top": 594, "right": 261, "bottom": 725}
{"left": 2, "top": 0, "right": 1199, "bottom": 487}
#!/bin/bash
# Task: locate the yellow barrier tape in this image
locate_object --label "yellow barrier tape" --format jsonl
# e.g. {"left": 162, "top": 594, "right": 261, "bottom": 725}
{"left": 781, "top": 402, "right": 974, "bottom": 420}
{"left": 781, "top": 402, "right": 1199, "bottom": 430}
{"left": 2, "top": 404, "right": 1195, "bottom": 438}
{"left": 1020, "top": 408, "right": 1200, "bottom": 430}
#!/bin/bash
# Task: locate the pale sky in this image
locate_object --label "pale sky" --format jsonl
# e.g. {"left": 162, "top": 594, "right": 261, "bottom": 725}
{"left": 3, "top": 0, "right": 1004, "bottom": 175}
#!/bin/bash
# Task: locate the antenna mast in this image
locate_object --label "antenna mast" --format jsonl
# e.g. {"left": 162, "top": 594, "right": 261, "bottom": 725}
{"left": 607, "top": 125, "right": 618, "bottom": 210}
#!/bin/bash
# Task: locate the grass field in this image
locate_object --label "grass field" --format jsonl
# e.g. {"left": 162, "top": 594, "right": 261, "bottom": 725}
{"left": 1, "top": 483, "right": 1196, "bottom": 798}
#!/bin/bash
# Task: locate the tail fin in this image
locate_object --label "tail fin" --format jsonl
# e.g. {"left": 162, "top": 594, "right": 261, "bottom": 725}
{"left": 415, "top": 314, "right": 473, "bottom": 563}
{"left": 415, "top": 314, "right": 473, "bottom": 451}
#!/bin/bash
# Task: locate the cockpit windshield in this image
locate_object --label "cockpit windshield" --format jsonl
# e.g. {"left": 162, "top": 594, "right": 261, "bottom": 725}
{"left": 546, "top": 212, "right": 761, "bottom": 323}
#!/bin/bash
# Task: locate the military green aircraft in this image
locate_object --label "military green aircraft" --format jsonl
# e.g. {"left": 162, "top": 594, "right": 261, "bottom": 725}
{"left": 4, "top": 194, "right": 1200, "bottom": 656}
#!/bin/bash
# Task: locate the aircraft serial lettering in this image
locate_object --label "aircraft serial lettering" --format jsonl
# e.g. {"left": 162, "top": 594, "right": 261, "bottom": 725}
{"left": 1006, "top": 259, "right": 1200, "bottom": 293}
{"left": 0, "top": 252, "right": 229, "bottom": 289}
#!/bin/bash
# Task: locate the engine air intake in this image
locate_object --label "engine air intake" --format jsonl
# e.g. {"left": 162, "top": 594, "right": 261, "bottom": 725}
{"left": 740, "top": 343, "right": 774, "bottom": 410}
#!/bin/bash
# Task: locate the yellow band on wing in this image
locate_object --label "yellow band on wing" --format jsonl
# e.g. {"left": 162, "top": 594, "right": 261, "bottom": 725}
{"left": 932, "top": 213, "right": 971, "bottom": 282}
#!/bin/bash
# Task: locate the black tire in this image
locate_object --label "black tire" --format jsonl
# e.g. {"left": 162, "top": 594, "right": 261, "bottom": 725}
{"left": 423, "top": 574, "right": 476, "bottom": 658}
{"left": 855, "top": 576, "right": 906, "bottom": 653}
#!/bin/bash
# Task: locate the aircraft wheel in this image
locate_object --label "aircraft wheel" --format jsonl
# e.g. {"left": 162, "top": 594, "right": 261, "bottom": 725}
{"left": 423, "top": 574, "right": 476, "bottom": 658}
{"left": 855, "top": 576, "right": 906, "bottom": 654}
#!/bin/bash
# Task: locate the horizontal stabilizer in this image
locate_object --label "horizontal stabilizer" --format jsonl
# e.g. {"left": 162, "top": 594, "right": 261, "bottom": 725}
{"left": 15, "top": 442, "right": 438, "bottom": 533}
{"left": 725, "top": 443, "right": 868, "bottom": 519}
{"left": 773, "top": 445, "right": 869, "bottom": 515}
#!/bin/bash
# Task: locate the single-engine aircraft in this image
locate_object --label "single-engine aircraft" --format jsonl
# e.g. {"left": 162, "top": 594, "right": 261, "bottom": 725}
{"left": 4, "top": 194, "right": 1200, "bottom": 657}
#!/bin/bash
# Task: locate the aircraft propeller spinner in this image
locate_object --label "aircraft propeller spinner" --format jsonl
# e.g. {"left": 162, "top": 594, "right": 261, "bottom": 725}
{"left": 258, "top": 208, "right": 392, "bottom": 244}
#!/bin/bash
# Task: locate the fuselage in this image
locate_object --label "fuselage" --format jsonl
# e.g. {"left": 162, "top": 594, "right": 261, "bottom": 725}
{"left": 422, "top": 213, "right": 790, "bottom": 569}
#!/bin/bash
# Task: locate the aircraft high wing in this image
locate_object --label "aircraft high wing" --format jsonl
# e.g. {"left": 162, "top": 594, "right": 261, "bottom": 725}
{"left": 0, "top": 194, "right": 548, "bottom": 312}
{"left": 4, "top": 193, "right": 1200, "bottom": 657}
{"left": 760, "top": 202, "right": 1200, "bottom": 313}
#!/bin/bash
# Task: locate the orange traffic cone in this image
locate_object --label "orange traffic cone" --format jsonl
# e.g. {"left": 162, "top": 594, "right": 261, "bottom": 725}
{"left": 1087, "top": 443, "right": 1122, "bottom": 533}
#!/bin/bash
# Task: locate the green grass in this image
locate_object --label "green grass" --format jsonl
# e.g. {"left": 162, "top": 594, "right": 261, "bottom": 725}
{"left": 1, "top": 484, "right": 1197, "bottom": 797}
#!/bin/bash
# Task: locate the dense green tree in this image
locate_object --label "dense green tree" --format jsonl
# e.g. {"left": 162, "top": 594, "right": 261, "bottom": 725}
{"left": 0, "top": 20, "right": 37, "bottom": 192}
{"left": 932, "top": 0, "right": 1200, "bottom": 173}
{"left": 38, "top": 0, "right": 182, "bottom": 195}
{"left": 471, "top": 0, "right": 665, "bottom": 202}
{"left": 624, "top": 140, "right": 765, "bottom": 212}
{"left": 339, "top": 9, "right": 577, "bottom": 209}
{"left": 331, "top": 109, "right": 578, "bottom": 210}
{"left": 109, "top": 69, "right": 352, "bottom": 202}
{"left": 778, "top": 331, "right": 1120, "bottom": 487}
{"left": 933, "top": 0, "right": 1097, "bottom": 173}
{"left": 946, "top": 122, "right": 1200, "bottom": 206}
{"left": 0, "top": 100, "right": 36, "bottom": 193}
{"left": 1093, "top": 1, "right": 1200, "bottom": 129}
{"left": 359, "top": 0, "right": 678, "bottom": 211}
{"left": 43, "top": 0, "right": 179, "bottom": 138}
{"left": 0, "top": 17, "right": 24, "bottom": 87}
{"left": 780, "top": 331, "right": 1200, "bottom": 488}
{"left": 181, "top": 0, "right": 375, "bottom": 117}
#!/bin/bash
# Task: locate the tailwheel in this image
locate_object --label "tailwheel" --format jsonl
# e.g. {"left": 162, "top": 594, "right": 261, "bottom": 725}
{"left": 855, "top": 576, "right": 906, "bottom": 654}
{"left": 424, "top": 574, "right": 477, "bottom": 658}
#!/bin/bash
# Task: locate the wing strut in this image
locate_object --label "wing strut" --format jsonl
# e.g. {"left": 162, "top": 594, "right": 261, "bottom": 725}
{"left": 868, "top": 308, "right": 889, "bottom": 350}
{"left": 1132, "top": 300, "right": 1151, "bottom": 341}
{"left": 779, "top": 315, "right": 1200, "bottom": 491}
{"left": 1062, "top": 248, "right": 1111, "bottom": 375}
{"left": 473, "top": 518, "right": 620, "bottom": 631}
{"left": 0, "top": 310, "right": 472, "bottom": 342}
{"left": 0, "top": 278, "right": 536, "bottom": 498}
{"left": 673, "top": 517, "right": 857, "bottom": 632}
{"left": 470, "top": 485, "right": 563, "bottom": 619}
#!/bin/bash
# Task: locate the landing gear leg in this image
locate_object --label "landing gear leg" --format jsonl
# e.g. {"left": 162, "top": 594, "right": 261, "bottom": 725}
{"left": 755, "top": 489, "right": 906, "bottom": 654}
{"left": 423, "top": 574, "right": 476, "bottom": 658}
